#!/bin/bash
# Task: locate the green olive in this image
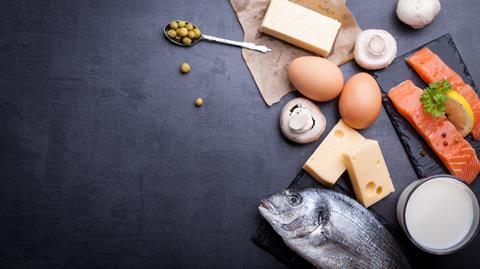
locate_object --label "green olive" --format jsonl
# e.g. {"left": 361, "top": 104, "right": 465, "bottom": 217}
{"left": 178, "top": 21, "right": 186, "bottom": 28}
{"left": 169, "top": 21, "right": 179, "bottom": 30}
{"left": 177, "top": 28, "right": 188, "bottom": 37}
{"left": 167, "top": 29, "right": 177, "bottom": 38}
{"left": 195, "top": 98, "right": 204, "bottom": 107}
{"left": 182, "top": 37, "right": 192, "bottom": 46}
{"left": 187, "top": 31, "right": 196, "bottom": 39}
{"left": 186, "top": 23, "right": 194, "bottom": 31}
{"left": 180, "top": 63, "right": 190, "bottom": 74}
{"left": 193, "top": 28, "right": 202, "bottom": 39}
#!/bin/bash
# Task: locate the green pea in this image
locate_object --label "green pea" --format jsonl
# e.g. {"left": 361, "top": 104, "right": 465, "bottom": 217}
{"left": 182, "top": 37, "right": 192, "bottom": 46}
{"left": 186, "top": 23, "right": 194, "bottom": 31}
{"left": 167, "top": 29, "right": 177, "bottom": 38}
{"left": 180, "top": 63, "right": 190, "bottom": 74}
{"left": 193, "top": 28, "right": 202, "bottom": 39}
{"left": 187, "top": 31, "right": 196, "bottom": 39}
{"left": 169, "top": 21, "right": 179, "bottom": 30}
{"left": 195, "top": 98, "right": 204, "bottom": 107}
{"left": 177, "top": 28, "right": 188, "bottom": 37}
{"left": 178, "top": 21, "right": 186, "bottom": 28}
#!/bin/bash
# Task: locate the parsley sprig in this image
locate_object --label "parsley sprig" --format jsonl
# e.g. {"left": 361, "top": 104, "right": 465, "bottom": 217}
{"left": 419, "top": 80, "right": 452, "bottom": 117}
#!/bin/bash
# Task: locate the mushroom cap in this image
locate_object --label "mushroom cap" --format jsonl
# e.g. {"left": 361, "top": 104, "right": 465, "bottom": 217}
{"left": 354, "top": 29, "right": 397, "bottom": 70}
{"left": 396, "top": 0, "right": 441, "bottom": 29}
{"left": 280, "top": 97, "right": 326, "bottom": 144}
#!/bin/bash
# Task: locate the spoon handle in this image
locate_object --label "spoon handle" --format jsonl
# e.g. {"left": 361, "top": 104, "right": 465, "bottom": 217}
{"left": 202, "top": 35, "right": 271, "bottom": 53}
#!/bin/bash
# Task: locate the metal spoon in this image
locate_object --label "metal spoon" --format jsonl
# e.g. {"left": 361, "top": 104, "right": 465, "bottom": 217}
{"left": 164, "top": 21, "right": 271, "bottom": 53}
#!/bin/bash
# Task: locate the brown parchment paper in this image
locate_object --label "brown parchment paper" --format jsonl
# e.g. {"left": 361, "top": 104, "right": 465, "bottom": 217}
{"left": 230, "top": 0, "right": 361, "bottom": 106}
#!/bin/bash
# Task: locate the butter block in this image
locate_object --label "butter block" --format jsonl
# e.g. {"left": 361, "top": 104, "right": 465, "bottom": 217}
{"left": 343, "top": 139, "right": 395, "bottom": 208}
{"left": 303, "top": 120, "right": 365, "bottom": 187}
{"left": 260, "top": 0, "right": 341, "bottom": 57}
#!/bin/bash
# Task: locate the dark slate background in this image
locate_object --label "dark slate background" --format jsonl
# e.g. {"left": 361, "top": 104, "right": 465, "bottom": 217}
{"left": 0, "top": 0, "right": 479, "bottom": 268}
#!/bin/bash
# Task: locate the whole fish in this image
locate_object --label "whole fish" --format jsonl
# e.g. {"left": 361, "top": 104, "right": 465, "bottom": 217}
{"left": 258, "top": 188, "right": 411, "bottom": 269}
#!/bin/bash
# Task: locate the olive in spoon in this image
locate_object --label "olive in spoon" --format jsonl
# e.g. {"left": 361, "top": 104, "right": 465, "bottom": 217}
{"left": 164, "top": 20, "right": 271, "bottom": 53}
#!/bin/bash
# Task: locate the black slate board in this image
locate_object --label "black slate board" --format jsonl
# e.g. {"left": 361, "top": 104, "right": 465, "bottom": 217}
{"left": 251, "top": 34, "right": 480, "bottom": 269}
{"left": 374, "top": 33, "right": 480, "bottom": 180}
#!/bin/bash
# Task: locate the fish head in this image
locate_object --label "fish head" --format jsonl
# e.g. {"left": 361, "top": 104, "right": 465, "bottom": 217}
{"left": 258, "top": 188, "right": 330, "bottom": 239}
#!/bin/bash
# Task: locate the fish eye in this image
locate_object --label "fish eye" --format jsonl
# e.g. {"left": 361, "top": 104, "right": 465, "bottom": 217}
{"left": 286, "top": 193, "right": 302, "bottom": 207}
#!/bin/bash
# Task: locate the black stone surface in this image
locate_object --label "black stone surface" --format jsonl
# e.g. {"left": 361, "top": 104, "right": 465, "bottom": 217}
{"left": 0, "top": 1, "right": 479, "bottom": 268}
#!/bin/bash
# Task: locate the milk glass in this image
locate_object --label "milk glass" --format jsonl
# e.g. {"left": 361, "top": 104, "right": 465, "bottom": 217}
{"left": 397, "top": 174, "right": 479, "bottom": 255}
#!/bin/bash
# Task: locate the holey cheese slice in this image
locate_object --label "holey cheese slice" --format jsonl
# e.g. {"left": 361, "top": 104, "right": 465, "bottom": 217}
{"left": 303, "top": 120, "right": 365, "bottom": 187}
{"left": 343, "top": 139, "right": 395, "bottom": 208}
{"left": 260, "top": 0, "right": 341, "bottom": 57}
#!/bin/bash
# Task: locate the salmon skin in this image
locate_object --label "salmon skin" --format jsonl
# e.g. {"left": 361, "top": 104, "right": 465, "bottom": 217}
{"left": 388, "top": 80, "right": 480, "bottom": 184}
{"left": 406, "top": 47, "right": 480, "bottom": 140}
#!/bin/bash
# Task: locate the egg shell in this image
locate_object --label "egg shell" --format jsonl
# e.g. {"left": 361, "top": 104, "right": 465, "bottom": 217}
{"left": 288, "top": 56, "right": 344, "bottom": 102}
{"left": 339, "top": 73, "right": 381, "bottom": 129}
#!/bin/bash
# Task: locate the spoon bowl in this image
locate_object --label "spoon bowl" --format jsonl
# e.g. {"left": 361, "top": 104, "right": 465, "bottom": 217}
{"left": 163, "top": 20, "right": 271, "bottom": 53}
{"left": 163, "top": 20, "right": 202, "bottom": 47}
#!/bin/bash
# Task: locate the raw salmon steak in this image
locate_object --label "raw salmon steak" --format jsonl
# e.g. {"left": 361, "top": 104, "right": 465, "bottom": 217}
{"left": 388, "top": 80, "right": 480, "bottom": 183}
{"left": 406, "top": 47, "right": 480, "bottom": 140}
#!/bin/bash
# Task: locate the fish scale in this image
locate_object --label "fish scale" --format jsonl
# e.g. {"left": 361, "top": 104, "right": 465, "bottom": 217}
{"left": 327, "top": 193, "right": 407, "bottom": 268}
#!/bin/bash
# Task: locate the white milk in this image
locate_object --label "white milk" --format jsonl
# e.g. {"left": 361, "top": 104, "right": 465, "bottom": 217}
{"left": 405, "top": 177, "right": 475, "bottom": 250}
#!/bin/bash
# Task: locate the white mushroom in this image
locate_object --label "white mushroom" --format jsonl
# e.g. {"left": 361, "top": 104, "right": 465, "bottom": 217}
{"left": 396, "top": 0, "right": 441, "bottom": 29}
{"left": 354, "top": 29, "right": 397, "bottom": 70}
{"left": 280, "top": 97, "right": 326, "bottom": 144}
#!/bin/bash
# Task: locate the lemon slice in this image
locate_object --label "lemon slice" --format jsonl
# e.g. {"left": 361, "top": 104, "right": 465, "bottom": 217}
{"left": 445, "top": 91, "right": 475, "bottom": 137}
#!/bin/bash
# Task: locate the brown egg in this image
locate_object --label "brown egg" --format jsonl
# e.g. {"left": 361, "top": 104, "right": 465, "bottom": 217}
{"left": 288, "top": 56, "right": 344, "bottom": 102}
{"left": 339, "top": 73, "right": 381, "bottom": 129}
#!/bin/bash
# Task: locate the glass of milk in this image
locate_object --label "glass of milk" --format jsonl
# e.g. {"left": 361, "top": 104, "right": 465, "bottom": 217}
{"left": 397, "top": 174, "right": 479, "bottom": 255}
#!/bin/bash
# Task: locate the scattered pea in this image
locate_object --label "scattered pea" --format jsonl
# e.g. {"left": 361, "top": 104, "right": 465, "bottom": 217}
{"left": 195, "top": 98, "right": 204, "bottom": 107}
{"left": 186, "top": 23, "right": 194, "bottom": 31}
{"left": 182, "top": 37, "right": 192, "bottom": 46}
{"left": 180, "top": 63, "right": 190, "bottom": 74}
{"left": 178, "top": 21, "right": 186, "bottom": 28}
{"left": 187, "top": 31, "right": 196, "bottom": 39}
{"left": 169, "top": 21, "right": 179, "bottom": 30}
{"left": 193, "top": 28, "right": 202, "bottom": 39}
{"left": 167, "top": 29, "right": 177, "bottom": 38}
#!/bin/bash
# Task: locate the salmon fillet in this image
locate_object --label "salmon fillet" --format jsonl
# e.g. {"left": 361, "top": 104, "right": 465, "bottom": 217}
{"left": 388, "top": 80, "right": 480, "bottom": 183}
{"left": 406, "top": 47, "right": 480, "bottom": 140}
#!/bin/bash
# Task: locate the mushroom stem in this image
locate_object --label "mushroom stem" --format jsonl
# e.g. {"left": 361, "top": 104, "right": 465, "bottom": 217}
{"left": 353, "top": 29, "right": 397, "bottom": 70}
{"left": 280, "top": 97, "right": 326, "bottom": 144}
{"left": 367, "top": 35, "right": 387, "bottom": 56}
{"left": 289, "top": 107, "right": 314, "bottom": 133}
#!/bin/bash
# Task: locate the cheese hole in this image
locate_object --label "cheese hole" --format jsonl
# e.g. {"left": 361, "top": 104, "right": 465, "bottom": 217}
{"left": 365, "top": 181, "right": 376, "bottom": 194}
{"left": 376, "top": 160, "right": 381, "bottom": 167}
{"left": 334, "top": 130, "right": 344, "bottom": 138}
{"left": 376, "top": 186, "right": 383, "bottom": 195}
